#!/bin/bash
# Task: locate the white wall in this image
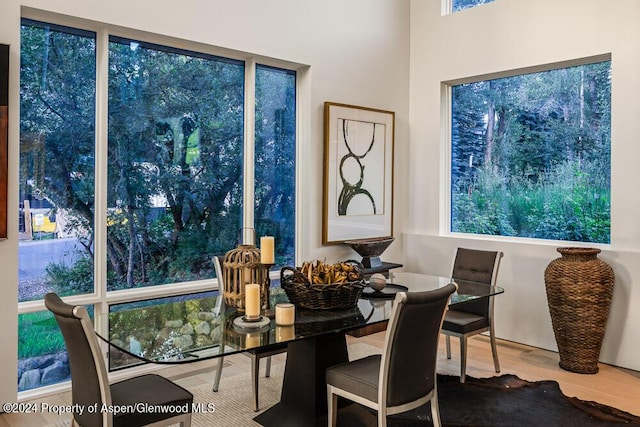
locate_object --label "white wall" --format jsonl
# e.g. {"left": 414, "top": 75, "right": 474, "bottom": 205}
{"left": 0, "top": 0, "right": 410, "bottom": 403}
{"left": 408, "top": 0, "right": 640, "bottom": 371}
{"left": 0, "top": 0, "right": 20, "bottom": 409}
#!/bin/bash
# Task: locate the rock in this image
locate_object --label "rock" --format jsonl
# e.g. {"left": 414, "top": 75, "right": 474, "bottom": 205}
{"left": 35, "top": 354, "right": 56, "bottom": 370}
{"left": 19, "top": 357, "right": 39, "bottom": 371}
{"left": 194, "top": 321, "right": 210, "bottom": 335}
{"left": 18, "top": 369, "right": 41, "bottom": 391}
{"left": 195, "top": 335, "right": 213, "bottom": 348}
{"left": 210, "top": 325, "right": 222, "bottom": 342}
{"left": 165, "top": 319, "right": 184, "bottom": 328}
{"left": 180, "top": 323, "right": 194, "bottom": 335}
{"left": 57, "top": 352, "right": 69, "bottom": 364}
{"left": 172, "top": 334, "right": 193, "bottom": 350}
{"left": 198, "top": 312, "right": 216, "bottom": 321}
{"left": 111, "top": 338, "right": 126, "bottom": 349}
{"left": 128, "top": 337, "right": 142, "bottom": 355}
{"left": 41, "top": 361, "right": 69, "bottom": 385}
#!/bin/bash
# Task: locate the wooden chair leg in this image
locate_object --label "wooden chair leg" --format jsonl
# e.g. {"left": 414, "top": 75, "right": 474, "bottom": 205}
{"left": 212, "top": 356, "right": 224, "bottom": 392}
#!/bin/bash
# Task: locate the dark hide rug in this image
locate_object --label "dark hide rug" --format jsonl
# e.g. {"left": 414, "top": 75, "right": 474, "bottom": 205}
{"left": 334, "top": 374, "right": 640, "bottom": 426}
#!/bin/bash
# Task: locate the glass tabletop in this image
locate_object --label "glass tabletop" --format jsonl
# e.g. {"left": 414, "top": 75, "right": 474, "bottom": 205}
{"left": 99, "top": 272, "right": 503, "bottom": 370}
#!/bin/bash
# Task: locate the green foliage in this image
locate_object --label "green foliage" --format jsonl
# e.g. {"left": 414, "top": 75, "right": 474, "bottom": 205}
{"left": 451, "top": 61, "right": 611, "bottom": 243}
{"left": 45, "top": 257, "right": 94, "bottom": 296}
{"left": 18, "top": 312, "right": 65, "bottom": 359}
{"left": 452, "top": 160, "right": 610, "bottom": 243}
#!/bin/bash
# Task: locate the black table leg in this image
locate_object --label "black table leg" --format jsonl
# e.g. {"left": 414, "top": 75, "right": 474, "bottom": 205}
{"left": 253, "top": 332, "right": 349, "bottom": 427}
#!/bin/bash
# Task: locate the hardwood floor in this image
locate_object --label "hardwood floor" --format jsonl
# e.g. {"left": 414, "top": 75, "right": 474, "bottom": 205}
{"left": 1, "top": 333, "right": 639, "bottom": 426}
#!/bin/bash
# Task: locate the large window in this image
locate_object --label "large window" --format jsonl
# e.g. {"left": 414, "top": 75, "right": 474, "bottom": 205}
{"left": 450, "top": 59, "right": 611, "bottom": 244}
{"left": 451, "top": 0, "right": 494, "bottom": 13}
{"left": 18, "top": 17, "right": 297, "bottom": 392}
{"left": 19, "top": 20, "right": 96, "bottom": 303}
{"left": 254, "top": 65, "right": 296, "bottom": 267}
{"left": 107, "top": 38, "right": 245, "bottom": 290}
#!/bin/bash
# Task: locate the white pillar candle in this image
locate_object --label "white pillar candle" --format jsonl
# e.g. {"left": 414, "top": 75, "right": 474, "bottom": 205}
{"left": 245, "top": 283, "right": 261, "bottom": 319}
{"left": 275, "top": 303, "right": 295, "bottom": 326}
{"left": 276, "top": 325, "right": 295, "bottom": 342}
{"left": 260, "top": 236, "right": 275, "bottom": 264}
{"left": 243, "top": 267, "right": 252, "bottom": 284}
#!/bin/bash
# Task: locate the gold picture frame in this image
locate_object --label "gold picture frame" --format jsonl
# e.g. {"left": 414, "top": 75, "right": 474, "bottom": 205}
{"left": 323, "top": 102, "right": 394, "bottom": 244}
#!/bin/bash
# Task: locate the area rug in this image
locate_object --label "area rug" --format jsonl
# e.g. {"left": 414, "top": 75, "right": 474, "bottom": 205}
{"left": 339, "top": 374, "right": 640, "bottom": 427}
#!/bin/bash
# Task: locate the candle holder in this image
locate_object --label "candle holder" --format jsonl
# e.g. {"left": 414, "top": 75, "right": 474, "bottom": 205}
{"left": 275, "top": 303, "right": 295, "bottom": 326}
{"left": 221, "top": 230, "right": 274, "bottom": 312}
{"left": 233, "top": 314, "right": 270, "bottom": 330}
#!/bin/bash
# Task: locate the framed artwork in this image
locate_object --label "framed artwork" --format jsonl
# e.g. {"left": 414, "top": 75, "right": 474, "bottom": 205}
{"left": 0, "top": 44, "right": 8, "bottom": 239}
{"left": 323, "top": 102, "right": 394, "bottom": 244}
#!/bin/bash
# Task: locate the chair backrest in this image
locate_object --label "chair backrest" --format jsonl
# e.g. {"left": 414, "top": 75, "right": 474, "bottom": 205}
{"left": 213, "top": 255, "right": 224, "bottom": 282}
{"left": 450, "top": 247, "right": 503, "bottom": 316}
{"left": 379, "top": 283, "right": 457, "bottom": 407}
{"left": 213, "top": 255, "right": 225, "bottom": 316}
{"left": 451, "top": 247, "right": 503, "bottom": 286}
{"left": 45, "top": 293, "right": 112, "bottom": 427}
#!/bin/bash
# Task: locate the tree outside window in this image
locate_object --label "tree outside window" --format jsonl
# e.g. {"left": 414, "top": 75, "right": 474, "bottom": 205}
{"left": 451, "top": 60, "right": 611, "bottom": 244}
{"left": 107, "top": 38, "right": 246, "bottom": 290}
{"left": 452, "top": 0, "right": 494, "bottom": 12}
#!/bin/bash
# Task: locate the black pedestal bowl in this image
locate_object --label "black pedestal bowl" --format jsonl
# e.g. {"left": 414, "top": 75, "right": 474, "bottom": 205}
{"left": 344, "top": 237, "right": 395, "bottom": 269}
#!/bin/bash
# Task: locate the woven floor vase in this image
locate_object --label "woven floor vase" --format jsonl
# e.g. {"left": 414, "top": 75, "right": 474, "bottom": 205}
{"left": 544, "top": 247, "right": 614, "bottom": 374}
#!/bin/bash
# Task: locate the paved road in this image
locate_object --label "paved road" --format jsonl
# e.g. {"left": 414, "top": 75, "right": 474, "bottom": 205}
{"left": 18, "top": 237, "right": 85, "bottom": 282}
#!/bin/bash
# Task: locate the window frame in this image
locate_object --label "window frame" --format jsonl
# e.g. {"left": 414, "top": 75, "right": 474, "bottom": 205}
{"left": 17, "top": 9, "right": 303, "bottom": 398}
{"left": 442, "top": 54, "right": 612, "bottom": 244}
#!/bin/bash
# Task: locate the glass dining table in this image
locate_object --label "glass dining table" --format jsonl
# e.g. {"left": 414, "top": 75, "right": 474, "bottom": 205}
{"left": 98, "top": 272, "right": 504, "bottom": 427}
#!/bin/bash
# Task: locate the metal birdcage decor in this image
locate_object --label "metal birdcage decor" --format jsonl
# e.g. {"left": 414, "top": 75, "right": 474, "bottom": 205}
{"left": 222, "top": 230, "right": 271, "bottom": 312}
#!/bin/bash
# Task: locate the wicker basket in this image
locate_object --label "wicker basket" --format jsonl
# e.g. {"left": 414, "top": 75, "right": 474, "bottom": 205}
{"left": 544, "top": 247, "right": 615, "bottom": 374}
{"left": 280, "top": 261, "right": 365, "bottom": 310}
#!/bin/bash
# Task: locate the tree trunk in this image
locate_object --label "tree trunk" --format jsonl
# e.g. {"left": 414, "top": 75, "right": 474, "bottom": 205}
{"left": 484, "top": 82, "right": 496, "bottom": 166}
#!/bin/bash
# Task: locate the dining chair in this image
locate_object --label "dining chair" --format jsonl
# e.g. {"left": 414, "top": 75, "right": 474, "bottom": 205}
{"left": 211, "top": 255, "right": 288, "bottom": 412}
{"left": 44, "top": 292, "right": 193, "bottom": 427}
{"left": 441, "top": 247, "right": 504, "bottom": 383}
{"left": 326, "top": 283, "right": 457, "bottom": 427}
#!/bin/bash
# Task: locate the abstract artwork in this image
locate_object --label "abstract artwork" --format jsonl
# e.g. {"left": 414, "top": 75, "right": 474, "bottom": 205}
{"left": 0, "top": 44, "right": 8, "bottom": 239}
{"left": 323, "top": 102, "right": 394, "bottom": 244}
